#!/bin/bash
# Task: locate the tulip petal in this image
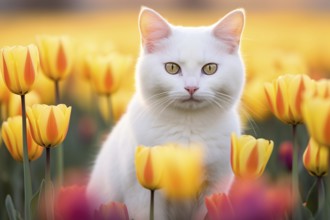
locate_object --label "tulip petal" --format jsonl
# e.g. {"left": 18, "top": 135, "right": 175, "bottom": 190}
{"left": 57, "top": 41, "right": 67, "bottom": 75}
{"left": 24, "top": 49, "right": 36, "bottom": 88}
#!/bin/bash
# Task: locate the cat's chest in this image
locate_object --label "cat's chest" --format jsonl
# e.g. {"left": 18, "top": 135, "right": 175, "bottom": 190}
{"left": 132, "top": 112, "right": 229, "bottom": 148}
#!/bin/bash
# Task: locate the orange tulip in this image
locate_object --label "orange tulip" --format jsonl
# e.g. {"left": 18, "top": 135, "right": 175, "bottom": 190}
{"left": 264, "top": 74, "right": 314, "bottom": 124}
{"left": 0, "top": 44, "right": 39, "bottom": 95}
{"left": 1, "top": 116, "right": 43, "bottom": 161}
{"left": 303, "top": 138, "right": 329, "bottom": 177}
{"left": 231, "top": 133, "right": 273, "bottom": 179}
{"left": 36, "top": 35, "right": 73, "bottom": 81}
{"left": 26, "top": 104, "right": 71, "bottom": 148}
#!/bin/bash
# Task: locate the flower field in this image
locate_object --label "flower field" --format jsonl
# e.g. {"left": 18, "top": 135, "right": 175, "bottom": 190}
{"left": 1, "top": 8, "right": 330, "bottom": 220}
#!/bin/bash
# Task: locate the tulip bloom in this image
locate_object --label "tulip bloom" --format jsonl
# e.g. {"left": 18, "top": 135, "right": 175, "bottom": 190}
{"left": 135, "top": 145, "right": 166, "bottom": 190}
{"left": 161, "top": 144, "right": 204, "bottom": 199}
{"left": 94, "top": 202, "right": 129, "bottom": 220}
{"left": 205, "top": 193, "right": 234, "bottom": 220}
{"left": 88, "top": 53, "right": 131, "bottom": 96}
{"left": 36, "top": 35, "right": 73, "bottom": 81}
{"left": 302, "top": 96, "right": 330, "bottom": 146}
{"left": 231, "top": 133, "right": 273, "bottom": 179}
{"left": 0, "top": 44, "right": 39, "bottom": 95}
{"left": 303, "top": 138, "right": 329, "bottom": 177}
{"left": 26, "top": 104, "right": 71, "bottom": 148}
{"left": 1, "top": 116, "right": 43, "bottom": 161}
{"left": 264, "top": 74, "right": 314, "bottom": 124}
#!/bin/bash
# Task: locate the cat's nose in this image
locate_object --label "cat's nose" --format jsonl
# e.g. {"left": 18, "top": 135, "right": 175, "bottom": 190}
{"left": 185, "top": 86, "right": 199, "bottom": 95}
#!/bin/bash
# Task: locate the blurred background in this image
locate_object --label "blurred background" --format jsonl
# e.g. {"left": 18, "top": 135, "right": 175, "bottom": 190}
{"left": 0, "top": 0, "right": 330, "bottom": 219}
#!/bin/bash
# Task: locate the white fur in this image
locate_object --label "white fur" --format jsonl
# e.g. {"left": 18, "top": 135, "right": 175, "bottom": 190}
{"left": 88, "top": 7, "right": 245, "bottom": 220}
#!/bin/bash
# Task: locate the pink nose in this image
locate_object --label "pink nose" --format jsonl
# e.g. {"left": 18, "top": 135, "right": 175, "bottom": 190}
{"left": 185, "top": 86, "right": 199, "bottom": 95}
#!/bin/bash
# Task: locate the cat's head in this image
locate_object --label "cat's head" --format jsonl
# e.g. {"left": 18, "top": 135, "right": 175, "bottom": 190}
{"left": 136, "top": 7, "right": 245, "bottom": 112}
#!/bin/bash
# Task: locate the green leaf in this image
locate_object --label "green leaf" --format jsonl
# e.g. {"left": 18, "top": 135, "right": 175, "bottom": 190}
{"left": 30, "top": 179, "right": 45, "bottom": 219}
{"left": 304, "top": 178, "right": 318, "bottom": 215}
{"left": 300, "top": 203, "right": 315, "bottom": 220}
{"left": 5, "top": 195, "right": 17, "bottom": 220}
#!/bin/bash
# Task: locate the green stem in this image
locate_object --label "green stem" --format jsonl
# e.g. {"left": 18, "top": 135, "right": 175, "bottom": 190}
{"left": 21, "top": 94, "right": 32, "bottom": 220}
{"left": 326, "top": 156, "right": 330, "bottom": 219}
{"left": 45, "top": 148, "right": 53, "bottom": 220}
{"left": 315, "top": 177, "right": 325, "bottom": 219}
{"left": 54, "top": 80, "right": 63, "bottom": 186}
{"left": 292, "top": 124, "right": 301, "bottom": 220}
{"left": 150, "top": 190, "right": 155, "bottom": 220}
{"left": 107, "top": 95, "right": 113, "bottom": 128}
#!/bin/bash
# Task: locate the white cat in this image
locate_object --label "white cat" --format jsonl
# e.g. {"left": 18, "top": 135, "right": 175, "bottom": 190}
{"left": 87, "top": 7, "right": 245, "bottom": 220}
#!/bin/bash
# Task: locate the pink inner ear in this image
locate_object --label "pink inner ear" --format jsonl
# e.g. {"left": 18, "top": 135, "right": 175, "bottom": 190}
{"left": 139, "top": 8, "right": 171, "bottom": 53}
{"left": 213, "top": 10, "right": 245, "bottom": 52}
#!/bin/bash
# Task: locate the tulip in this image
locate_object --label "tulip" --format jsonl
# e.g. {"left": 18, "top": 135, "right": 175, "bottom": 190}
{"left": 303, "top": 138, "right": 329, "bottom": 177}
{"left": 88, "top": 53, "right": 132, "bottom": 96}
{"left": 161, "top": 144, "right": 204, "bottom": 199}
{"left": 302, "top": 96, "right": 330, "bottom": 146}
{"left": 205, "top": 193, "right": 234, "bottom": 220}
{"left": 231, "top": 133, "right": 273, "bottom": 179}
{"left": 26, "top": 104, "right": 71, "bottom": 148}
{"left": 36, "top": 35, "right": 73, "bottom": 81}
{"left": 0, "top": 44, "right": 39, "bottom": 95}
{"left": 54, "top": 185, "right": 91, "bottom": 220}
{"left": 94, "top": 202, "right": 129, "bottom": 220}
{"left": 264, "top": 74, "right": 314, "bottom": 125}
{"left": 135, "top": 145, "right": 165, "bottom": 190}
{"left": 1, "top": 116, "right": 43, "bottom": 161}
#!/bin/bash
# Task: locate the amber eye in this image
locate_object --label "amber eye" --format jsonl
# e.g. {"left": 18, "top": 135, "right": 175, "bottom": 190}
{"left": 165, "top": 62, "right": 181, "bottom": 75}
{"left": 202, "top": 63, "right": 218, "bottom": 75}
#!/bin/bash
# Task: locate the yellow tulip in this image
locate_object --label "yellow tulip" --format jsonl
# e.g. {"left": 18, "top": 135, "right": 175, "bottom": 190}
{"left": 8, "top": 91, "right": 41, "bottom": 117}
{"left": 231, "top": 133, "right": 273, "bottom": 179}
{"left": 161, "top": 144, "right": 204, "bottom": 199}
{"left": 36, "top": 35, "right": 73, "bottom": 81}
{"left": 264, "top": 74, "right": 314, "bottom": 125}
{"left": 135, "top": 145, "right": 166, "bottom": 190}
{"left": 26, "top": 104, "right": 71, "bottom": 148}
{"left": 1, "top": 116, "right": 43, "bottom": 161}
{"left": 302, "top": 96, "right": 330, "bottom": 146}
{"left": 0, "top": 44, "right": 39, "bottom": 95}
{"left": 303, "top": 138, "right": 329, "bottom": 177}
{"left": 88, "top": 53, "right": 132, "bottom": 96}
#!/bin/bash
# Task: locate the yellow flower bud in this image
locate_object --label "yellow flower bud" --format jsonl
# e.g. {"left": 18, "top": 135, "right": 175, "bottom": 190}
{"left": 264, "top": 74, "right": 314, "bottom": 125}
{"left": 36, "top": 35, "right": 73, "bottom": 81}
{"left": 303, "top": 138, "right": 329, "bottom": 177}
{"left": 26, "top": 104, "right": 71, "bottom": 148}
{"left": 231, "top": 133, "right": 273, "bottom": 179}
{"left": 0, "top": 44, "right": 39, "bottom": 95}
{"left": 1, "top": 116, "right": 43, "bottom": 161}
{"left": 135, "top": 145, "right": 166, "bottom": 190}
{"left": 302, "top": 96, "right": 330, "bottom": 146}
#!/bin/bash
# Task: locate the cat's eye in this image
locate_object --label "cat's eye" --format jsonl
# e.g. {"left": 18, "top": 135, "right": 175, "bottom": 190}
{"left": 165, "top": 62, "right": 181, "bottom": 75}
{"left": 202, "top": 63, "right": 218, "bottom": 75}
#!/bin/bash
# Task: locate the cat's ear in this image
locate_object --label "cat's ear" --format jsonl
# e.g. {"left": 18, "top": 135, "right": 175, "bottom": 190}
{"left": 212, "top": 9, "right": 245, "bottom": 52}
{"left": 139, "top": 7, "right": 171, "bottom": 53}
